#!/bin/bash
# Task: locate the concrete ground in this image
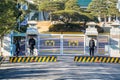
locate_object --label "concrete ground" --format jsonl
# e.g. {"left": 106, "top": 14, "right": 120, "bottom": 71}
{"left": 0, "top": 56, "right": 120, "bottom": 80}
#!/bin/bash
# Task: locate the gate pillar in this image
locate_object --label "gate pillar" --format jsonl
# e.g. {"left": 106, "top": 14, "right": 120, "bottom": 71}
{"left": 85, "top": 22, "right": 98, "bottom": 55}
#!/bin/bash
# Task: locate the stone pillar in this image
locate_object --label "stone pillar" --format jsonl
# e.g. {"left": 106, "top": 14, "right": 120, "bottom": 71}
{"left": 85, "top": 22, "right": 98, "bottom": 55}
{"left": 110, "top": 22, "right": 120, "bottom": 57}
{"left": 85, "top": 22, "right": 98, "bottom": 36}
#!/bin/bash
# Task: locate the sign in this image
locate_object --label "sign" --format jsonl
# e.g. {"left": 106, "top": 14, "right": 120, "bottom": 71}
{"left": 68, "top": 41, "right": 78, "bottom": 47}
{"left": 45, "top": 40, "right": 55, "bottom": 46}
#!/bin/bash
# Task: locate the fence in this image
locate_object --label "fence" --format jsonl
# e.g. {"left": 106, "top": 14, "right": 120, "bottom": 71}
{"left": 11, "top": 33, "right": 110, "bottom": 56}
{"left": 37, "top": 34, "right": 110, "bottom": 56}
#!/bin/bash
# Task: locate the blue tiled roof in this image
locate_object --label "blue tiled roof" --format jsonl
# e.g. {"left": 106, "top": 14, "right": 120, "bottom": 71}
{"left": 78, "top": 0, "right": 92, "bottom": 7}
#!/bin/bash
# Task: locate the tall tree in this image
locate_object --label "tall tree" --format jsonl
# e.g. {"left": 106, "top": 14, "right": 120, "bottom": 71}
{"left": 33, "top": 0, "right": 65, "bottom": 20}
{"left": 0, "top": 0, "right": 18, "bottom": 55}
{"left": 87, "top": 0, "right": 119, "bottom": 22}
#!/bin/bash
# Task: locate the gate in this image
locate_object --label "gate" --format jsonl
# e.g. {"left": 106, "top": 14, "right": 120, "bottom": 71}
{"left": 38, "top": 34, "right": 85, "bottom": 55}
{"left": 11, "top": 33, "right": 110, "bottom": 56}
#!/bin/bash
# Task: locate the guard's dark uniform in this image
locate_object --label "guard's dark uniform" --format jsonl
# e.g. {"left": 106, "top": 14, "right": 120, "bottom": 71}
{"left": 29, "top": 38, "right": 35, "bottom": 55}
{"left": 89, "top": 39, "right": 95, "bottom": 56}
{"left": 15, "top": 41, "right": 20, "bottom": 56}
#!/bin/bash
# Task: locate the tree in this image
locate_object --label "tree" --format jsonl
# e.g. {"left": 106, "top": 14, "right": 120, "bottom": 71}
{"left": 0, "top": 0, "right": 18, "bottom": 55}
{"left": 33, "top": 0, "right": 65, "bottom": 20}
{"left": 87, "top": 0, "right": 119, "bottom": 22}
{"left": 51, "top": 10, "right": 96, "bottom": 27}
{"left": 65, "top": 0, "right": 81, "bottom": 11}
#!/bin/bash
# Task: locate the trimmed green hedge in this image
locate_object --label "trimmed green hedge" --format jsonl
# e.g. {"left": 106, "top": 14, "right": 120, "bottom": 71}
{"left": 49, "top": 23, "right": 85, "bottom": 32}
{"left": 49, "top": 23, "right": 104, "bottom": 33}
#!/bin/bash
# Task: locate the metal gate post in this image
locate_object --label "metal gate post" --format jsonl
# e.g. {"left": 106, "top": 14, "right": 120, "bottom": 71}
{"left": 60, "top": 34, "right": 63, "bottom": 55}
{"left": 10, "top": 31, "right": 14, "bottom": 56}
{"left": 38, "top": 34, "right": 40, "bottom": 55}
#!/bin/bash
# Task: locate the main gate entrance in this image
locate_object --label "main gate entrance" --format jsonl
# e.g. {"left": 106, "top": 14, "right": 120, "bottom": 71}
{"left": 37, "top": 34, "right": 110, "bottom": 56}
{"left": 11, "top": 33, "right": 110, "bottom": 56}
{"left": 38, "top": 34, "right": 85, "bottom": 55}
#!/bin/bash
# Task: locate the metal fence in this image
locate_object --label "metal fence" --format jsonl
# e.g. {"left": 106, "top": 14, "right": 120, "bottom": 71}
{"left": 38, "top": 34, "right": 110, "bottom": 56}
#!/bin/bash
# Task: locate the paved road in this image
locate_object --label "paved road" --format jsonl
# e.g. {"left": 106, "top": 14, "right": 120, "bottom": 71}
{"left": 0, "top": 56, "right": 120, "bottom": 80}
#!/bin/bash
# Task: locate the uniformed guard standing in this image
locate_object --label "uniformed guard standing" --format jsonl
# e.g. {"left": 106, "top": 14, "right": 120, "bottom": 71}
{"left": 89, "top": 38, "right": 95, "bottom": 56}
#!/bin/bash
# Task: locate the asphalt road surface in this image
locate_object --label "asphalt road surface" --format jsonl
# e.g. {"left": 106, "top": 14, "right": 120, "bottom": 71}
{"left": 0, "top": 56, "right": 120, "bottom": 80}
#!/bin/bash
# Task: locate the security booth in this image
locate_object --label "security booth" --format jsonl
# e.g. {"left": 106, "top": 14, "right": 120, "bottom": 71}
{"left": 85, "top": 22, "right": 98, "bottom": 55}
{"left": 26, "top": 21, "right": 39, "bottom": 56}
{"left": 10, "top": 32, "right": 26, "bottom": 56}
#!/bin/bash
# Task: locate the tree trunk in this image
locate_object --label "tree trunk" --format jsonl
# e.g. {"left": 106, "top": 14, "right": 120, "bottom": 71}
{"left": 83, "top": 21, "right": 87, "bottom": 27}
{"left": 42, "top": 11, "right": 46, "bottom": 21}
{"left": 108, "top": 15, "right": 111, "bottom": 22}
{"left": 0, "top": 36, "right": 4, "bottom": 56}
{"left": 98, "top": 15, "right": 101, "bottom": 22}
{"left": 49, "top": 12, "right": 52, "bottom": 21}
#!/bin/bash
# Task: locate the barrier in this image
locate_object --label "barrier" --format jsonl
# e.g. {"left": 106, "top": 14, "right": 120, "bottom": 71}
{"left": 9, "top": 56, "right": 57, "bottom": 63}
{"left": 74, "top": 56, "right": 120, "bottom": 64}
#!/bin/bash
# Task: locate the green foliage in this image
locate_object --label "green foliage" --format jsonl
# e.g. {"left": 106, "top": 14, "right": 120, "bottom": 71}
{"left": 87, "top": 0, "right": 120, "bottom": 17}
{"left": 0, "top": 0, "right": 17, "bottom": 36}
{"left": 65, "top": 0, "right": 81, "bottom": 11}
{"left": 34, "top": 0, "right": 65, "bottom": 12}
{"left": 49, "top": 23, "right": 104, "bottom": 33}
{"left": 51, "top": 10, "right": 97, "bottom": 23}
{"left": 51, "top": 10, "right": 80, "bottom": 22}
{"left": 49, "top": 23, "right": 85, "bottom": 32}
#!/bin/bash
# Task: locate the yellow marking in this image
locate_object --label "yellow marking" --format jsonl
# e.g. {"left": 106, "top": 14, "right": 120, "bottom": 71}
{"left": 10, "top": 57, "right": 13, "bottom": 63}
{"left": 111, "top": 57, "right": 114, "bottom": 63}
{"left": 22, "top": 57, "right": 25, "bottom": 62}
{"left": 13, "top": 57, "right": 17, "bottom": 63}
{"left": 102, "top": 57, "right": 106, "bottom": 63}
{"left": 86, "top": 57, "right": 90, "bottom": 62}
{"left": 95, "top": 57, "right": 98, "bottom": 62}
{"left": 90, "top": 57, "right": 94, "bottom": 63}
{"left": 42, "top": 56, "right": 46, "bottom": 62}
{"left": 30, "top": 57, "right": 34, "bottom": 62}
{"left": 38, "top": 56, "right": 42, "bottom": 62}
{"left": 115, "top": 58, "right": 118, "bottom": 63}
{"left": 82, "top": 57, "right": 86, "bottom": 62}
{"left": 107, "top": 57, "right": 110, "bottom": 63}
{"left": 99, "top": 57, "right": 103, "bottom": 62}
{"left": 54, "top": 58, "right": 57, "bottom": 62}
{"left": 46, "top": 56, "right": 50, "bottom": 62}
{"left": 50, "top": 56, "right": 54, "bottom": 62}
{"left": 35, "top": 56, "right": 38, "bottom": 62}
{"left": 26, "top": 57, "right": 30, "bottom": 62}
{"left": 75, "top": 56, "right": 78, "bottom": 62}
{"left": 78, "top": 57, "right": 83, "bottom": 62}
{"left": 18, "top": 57, "right": 22, "bottom": 62}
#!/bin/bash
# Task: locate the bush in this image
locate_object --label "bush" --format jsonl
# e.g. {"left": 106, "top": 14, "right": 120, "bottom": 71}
{"left": 49, "top": 23, "right": 104, "bottom": 33}
{"left": 49, "top": 23, "right": 85, "bottom": 32}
